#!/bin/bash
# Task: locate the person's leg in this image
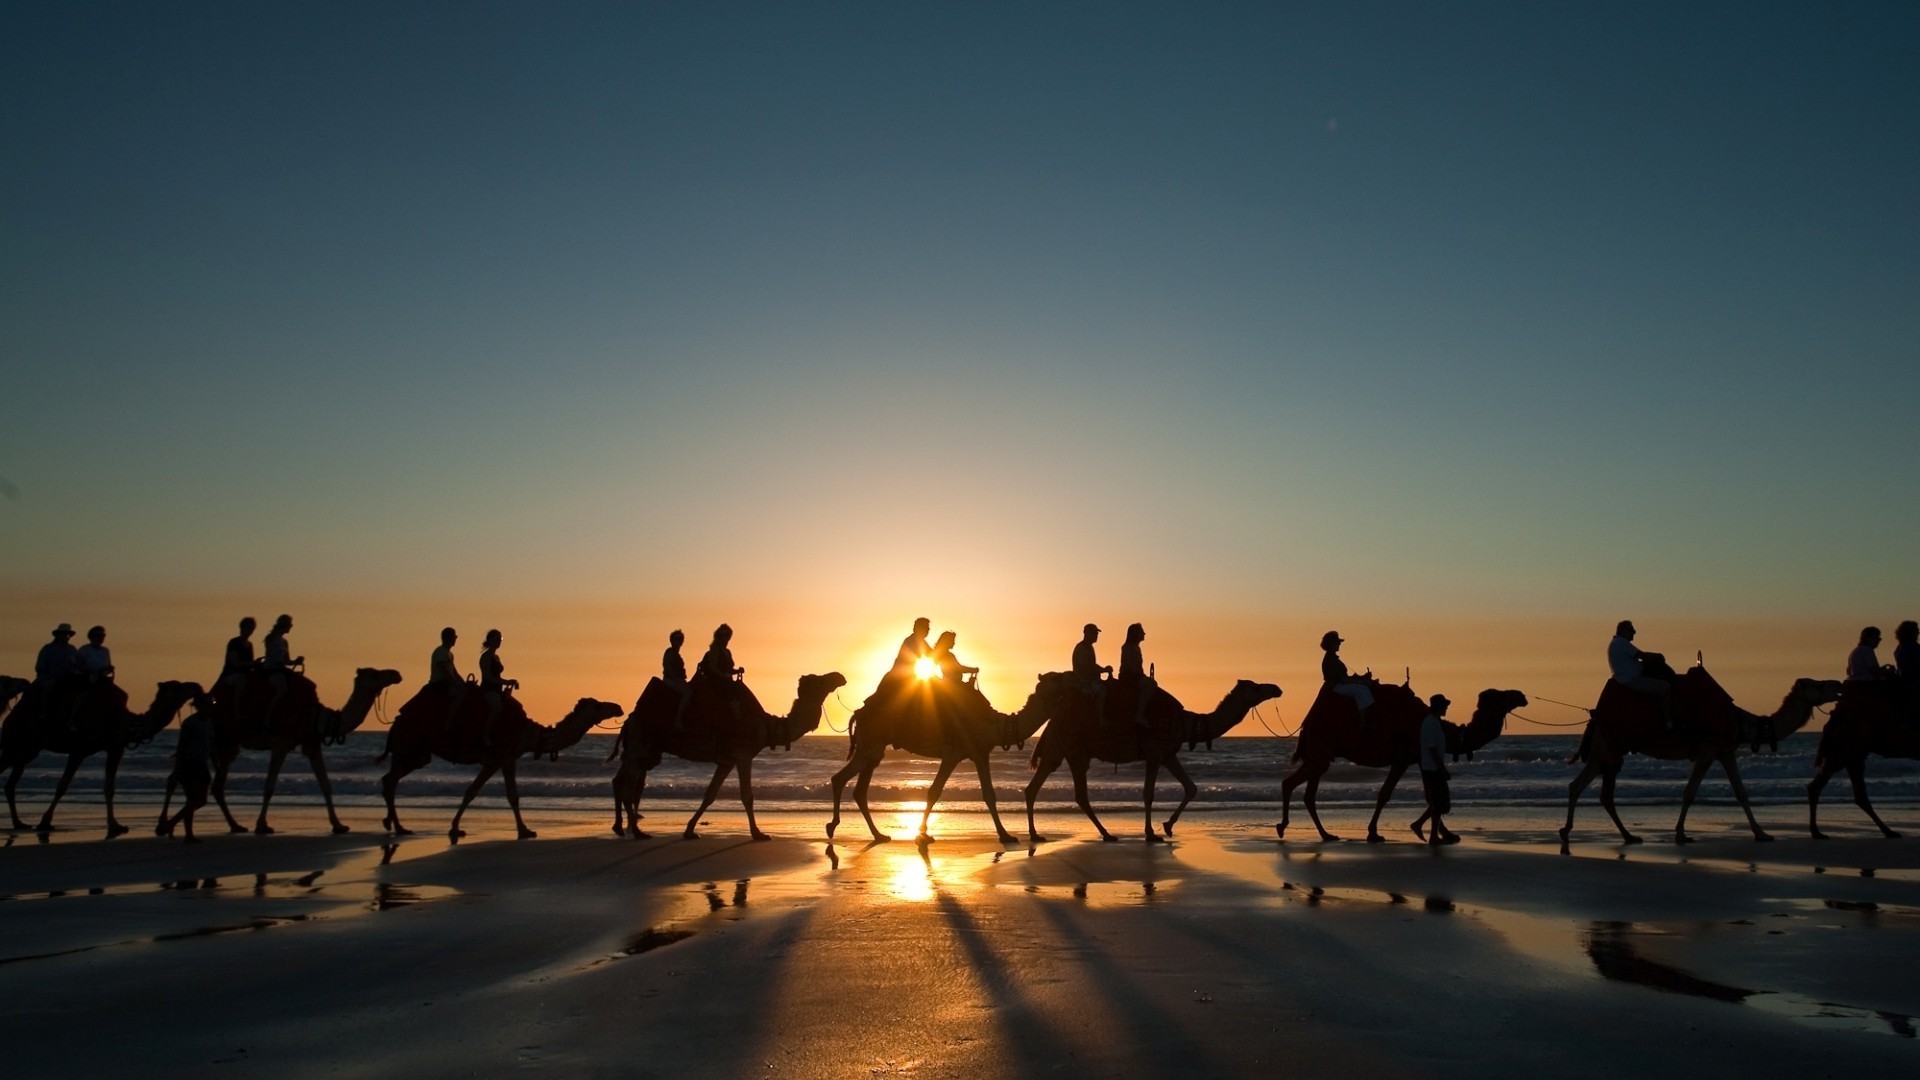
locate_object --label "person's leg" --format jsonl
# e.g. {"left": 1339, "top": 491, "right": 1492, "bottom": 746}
{"left": 1134, "top": 677, "right": 1154, "bottom": 727}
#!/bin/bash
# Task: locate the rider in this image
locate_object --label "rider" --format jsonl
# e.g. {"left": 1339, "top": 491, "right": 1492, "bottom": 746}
{"left": 1846, "top": 626, "right": 1888, "bottom": 683}
{"left": 696, "top": 624, "right": 746, "bottom": 732}
{"left": 67, "top": 625, "right": 115, "bottom": 732}
{"left": 1609, "top": 620, "right": 1673, "bottom": 730}
{"left": 1073, "top": 623, "right": 1113, "bottom": 725}
{"left": 35, "top": 623, "right": 78, "bottom": 685}
{"left": 1118, "top": 623, "right": 1154, "bottom": 728}
{"left": 260, "top": 614, "right": 303, "bottom": 731}
{"left": 430, "top": 627, "right": 463, "bottom": 686}
{"left": 666, "top": 629, "right": 698, "bottom": 730}
{"left": 220, "top": 617, "right": 257, "bottom": 698}
{"left": 1321, "top": 631, "right": 1374, "bottom": 730}
{"left": 931, "top": 630, "right": 978, "bottom": 686}
{"left": 477, "top": 628, "right": 518, "bottom": 745}
{"left": 1894, "top": 621, "right": 1919, "bottom": 685}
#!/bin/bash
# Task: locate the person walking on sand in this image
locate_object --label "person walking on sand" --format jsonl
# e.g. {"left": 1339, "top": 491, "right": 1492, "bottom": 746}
{"left": 1608, "top": 620, "right": 1673, "bottom": 730}
{"left": 1074, "top": 623, "right": 1113, "bottom": 725}
{"left": 1412, "top": 694, "right": 1458, "bottom": 845}
{"left": 162, "top": 707, "right": 215, "bottom": 843}
{"left": 1321, "top": 631, "right": 1374, "bottom": 730}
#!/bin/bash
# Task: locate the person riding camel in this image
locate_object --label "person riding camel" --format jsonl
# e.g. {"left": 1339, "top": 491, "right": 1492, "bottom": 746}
{"left": 1847, "top": 626, "right": 1890, "bottom": 683}
{"left": 1118, "top": 623, "right": 1155, "bottom": 728}
{"left": 477, "top": 628, "right": 518, "bottom": 746}
{"left": 34, "top": 623, "right": 77, "bottom": 687}
{"left": 1321, "top": 631, "right": 1374, "bottom": 731}
{"left": 1895, "top": 621, "right": 1919, "bottom": 685}
{"left": 696, "top": 624, "right": 746, "bottom": 733}
{"left": 220, "top": 616, "right": 257, "bottom": 697}
{"left": 1073, "top": 623, "right": 1113, "bottom": 725}
{"left": 667, "top": 629, "right": 699, "bottom": 730}
{"left": 430, "top": 627, "right": 470, "bottom": 735}
{"left": 67, "top": 625, "right": 115, "bottom": 732}
{"left": 932, "top": 630, "right": 978, "bottom": 686}
{"left": 1608, "top": 620, "right": 1674, "bottom": 730}
{"left": 260, "top": 614, "right": 304, "bottom": 732}
{"left": 865, "top": 617, "right": 932, "bottom": 709}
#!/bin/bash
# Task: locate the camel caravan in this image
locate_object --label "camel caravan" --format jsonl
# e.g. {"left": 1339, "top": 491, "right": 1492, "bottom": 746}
{"left": 1, "top": 614, "right": 1915, "bottom": 845}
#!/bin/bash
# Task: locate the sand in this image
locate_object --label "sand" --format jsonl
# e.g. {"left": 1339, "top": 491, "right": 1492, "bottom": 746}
{"left": 2, "top": 798, "right": 1917, "bottom": 1078}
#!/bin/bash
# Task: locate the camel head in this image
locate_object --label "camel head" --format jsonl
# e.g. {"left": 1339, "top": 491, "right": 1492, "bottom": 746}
{"left": 776, "top": 672, "right": 848, "bottom": 743}
{"left": 1191, "top": 679, "right": 1283, "bottom": 741}
{"left": 536, "top": 697, "right": 626, "bottom": 759}
{"left": 1452, "top": 689, "right": 1528, "bottom": 757}
{"left": 355, "top": 667, "right": 406, "bottom": 695}
{"left": 1786, "top": 677, "right": 1844, "bottom": 712}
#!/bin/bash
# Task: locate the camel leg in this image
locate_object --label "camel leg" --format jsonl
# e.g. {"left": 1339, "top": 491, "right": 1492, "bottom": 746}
{"left": 1160, "top": 756, "right": 1199, "bottom": 838}
{"left": 380, "top": 765, "right": 414, "bottom": 835}
{"left": 1276, "top": 765, "right": 1301, "bottom": 838}
{"left": 917, "top": 758, "right": 960, "bottom": 841}
{"left": 1597, "top": 766, "right": 1639, "bottom": 843}
{"left": 503, "top": 762, "right": 536, "bottom": 839}
{"left": 449, "top": 763, "right": 501, "bottom": 839}
{"left": 738, "top": 757, "right": 770, "bottom": 841}
{"left": 1560, "top": 762, "right": 1598, "bottom": 846}
{"left": 156, "top": 771, "right": 178, "bottom": 836}
{"left": 1807, "top": 761, "right": 1839, "bottom": 839}
{"left": 1674, "top": 757, "right": 1714, "bottom": 844}
{"left": 34, "top": 754, "right": 84, "bottom": 832}
{"left": 627, "top": 769, "right": 653, "bottom": 839}
{"left": 1141, "top": 756, "right": 1166, "bottom": 843}
{"left": 610, "top": 764, "right": 628, "bottom": 836}
{"left": 852, "top": 757, "right": 889, "bottom": 842}
{"left": 1023, "top": 754, "right": 1062, "bottom": 842}
{"left": 685, "top": 761, "right": 734, "bottom": 839}
{"left": 1067, "top": 758, "right": 1114, "bottom": 841}
{"left": 1303, "top": 773, "right": 1340, "bottom": 842}
{"left": 825, "top": 753, "right": 861, "bottom": 840}
{"left": 102, "top": 747, "right": 129, "bottom": 837}
{"left": 1366, "top": 762, "right": 1408, "bottom": 843}
{"left": 1846, "top": 760, "right": 1900, "bottom": 838}
{"left": 974, "top": 755, "right": 1018, "bottom": 845}
{"left": 1718, "top": 754, "right": 1771, "bottom": 842}
{"left": 210, "top": 757, "right": 246, "bottom": 833}
{"left": 253, "top": 746, "right": 292, "bottom": 834}
{"left": 5, "top": 754, "right": 34, "bottom": 831}
{"left": 304, "top": 743, "right": 350, "bottom": 834}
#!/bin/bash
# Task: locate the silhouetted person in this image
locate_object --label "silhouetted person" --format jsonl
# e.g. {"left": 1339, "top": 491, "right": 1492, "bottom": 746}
{"left": 697, "top": 624, "right": 745, "bottom": 731}
{"left": 76, "top": 625, "right": 113, "bottom": 681}
{"left": 34, "top": 623, "right": 77, "bottom": 685}
{"left": 1412, "top": 694, "right": 1458, "bottom": 845}
{"left": 1895, "top": 621, "right": 1920, "bottom": 684}
{"left": 1321, "top": 631, "right": 1373, "bottom": 729}
{"left": 931, "top": 630, "right": 978, "bottom": 685}
{"left": 1073, "top": 623, "right": 1112, "bottom": 724}
{"left": 667, "top": 629, "right": 699, "bottom": 730}
{"left": 865, "top": 617, "right": 932, "bottom": 710}
{"left": 1847, "top": 626, "right": 1888, "bottom": 682}
{"left": 220, "top": 616, "right": 257, "bottom": 697}
{"left": 1608, "top": 620, "right": 1672, "bottom": 729}
{"left": 163, "top": 709, "right": 214, "bottom": 842}
{"left": 430, "top": 627, "right": 462, "bottom": 686}
{"left": 1118, "top": 623, "right": 1154, "bottom": 727}
{"left": 478, "top": 628, "right": 518, "bottom": 746}
{"left": 261, "top": 614, "right": 303, "bottom": 730}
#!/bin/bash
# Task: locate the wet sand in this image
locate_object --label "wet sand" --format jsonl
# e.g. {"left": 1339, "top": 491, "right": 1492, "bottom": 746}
{"left": 3, "top": 800, "right": 1918, "bottom": 1077}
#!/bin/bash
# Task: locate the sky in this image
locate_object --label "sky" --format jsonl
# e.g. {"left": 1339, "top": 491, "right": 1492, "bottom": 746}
{"left": 3, "top": 2, "right": 1917, "bottom": 731}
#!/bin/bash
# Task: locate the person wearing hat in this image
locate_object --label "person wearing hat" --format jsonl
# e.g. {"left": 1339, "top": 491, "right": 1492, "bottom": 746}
{"left": 1412, "top": 693, "right": 1458, "bottom": 845}
{"left": 1320, "top": 631, "right": 1374, "bottom": 729}
{"left": 1072, "top": 623, "right": 1113, "bottom": 724}
{"left": 34, "top": 624, "right": 78, "bottom": 686}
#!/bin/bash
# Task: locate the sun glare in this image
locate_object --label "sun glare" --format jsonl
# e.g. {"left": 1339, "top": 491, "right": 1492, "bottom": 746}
{"left": 913, "top": 656, "right": 939, "bottom": 681}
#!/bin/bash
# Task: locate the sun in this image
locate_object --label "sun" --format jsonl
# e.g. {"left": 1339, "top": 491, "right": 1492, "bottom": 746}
{"left": 913, "top": 656, "right": 939, "bottom": 681}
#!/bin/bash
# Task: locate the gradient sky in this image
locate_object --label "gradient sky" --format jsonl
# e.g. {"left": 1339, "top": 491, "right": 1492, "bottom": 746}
{"left": 4, "top": 3, "right": 1917, "bottom": 730}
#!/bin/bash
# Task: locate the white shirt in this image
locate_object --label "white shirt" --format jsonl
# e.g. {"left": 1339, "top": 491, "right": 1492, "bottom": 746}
{"left": 1420, "top": 713, "right": 1447, "bottom": 772}
{"left": 1608, "top": 636, "right": 1641, "bottom": 683}
{"left": 77, "top": 643, "right": 113, "bottom": 674}
{"left": 1847, "top": 645, "right": 1882, "bottom": 681}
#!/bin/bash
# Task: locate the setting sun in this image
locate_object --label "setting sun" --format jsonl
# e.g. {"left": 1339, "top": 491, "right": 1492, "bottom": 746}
{"left": 913, "top": 656, "right": 939, "bottom": 681}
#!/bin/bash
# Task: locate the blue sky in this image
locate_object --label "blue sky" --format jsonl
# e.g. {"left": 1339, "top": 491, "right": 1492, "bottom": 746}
{"left": 4, "top": 3, "right": 1916, "bottom": 719}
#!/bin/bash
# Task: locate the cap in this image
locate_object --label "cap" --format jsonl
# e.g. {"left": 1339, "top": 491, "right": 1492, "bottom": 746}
{"left": 1430, "top": 694, "right": 1452, "bottom": 710}
{"left": 53, "top": 623, "right": 74, "bottom": 636}
{"left": 1320, "top": 630, "right": 1343, "bottom": 648}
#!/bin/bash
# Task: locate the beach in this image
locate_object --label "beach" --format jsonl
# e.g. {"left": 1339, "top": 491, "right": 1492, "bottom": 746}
{"left": 3, "top": 796, "right": 1917, "bottom": 1078}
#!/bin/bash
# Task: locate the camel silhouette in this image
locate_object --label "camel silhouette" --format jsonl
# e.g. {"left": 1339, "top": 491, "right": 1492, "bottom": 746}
{"left": 1023, "top": 677, "right": 1282, "bottom": 843}
{"left": 377, "top": 685, "right": 622, "bottom": 839}
{"left": 181, "top": 666, "right": 404, "bottom": 835}
{"left": 0, "top": 677, "right": 27, "bottom": 722}
{"left": 1808, "top": 682, "right": 1920, "bottom": 839}
{"left": 1560, "top": 662, "right": 1840, "bottom": 846}
{"left": 1276, "top": 685, "right": 1529, "bottom": 843}
{"left": 2, "top": 679, "right": 205, "bottom": 837}
{"left": 608, "top": 671, "right": 846, "bottom": 840}
{"left": 826, "top": 673, "right": 1071, "bottom": 844}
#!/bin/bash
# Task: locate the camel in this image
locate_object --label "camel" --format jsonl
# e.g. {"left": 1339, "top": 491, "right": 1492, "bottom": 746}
{"left": 0, "top": 677, "right": 28, "bottom": 717}
{"left": 1023, "top": 677, "right": 1282, "bottom": 843}
{"left": 826, "top": 672, "right": 1072, "bottom": 845}
{"left": 1807, "top": 682, "right": 1920, "bottom": 839}
{"left": 1560, "top": 661, "right": 1841, "bottom": 846}
{"left": 2, "top": 678, "right": 206, "bottom": 837}
{"left": 377, "top": 684, "right": 623, "bottom": 839}
{"left": 1276, "top": 685, "right": 1530, "bottom": 843}
{"left": 608, "top": 671, "right": 847, "bottom": 840}
{"left": 183, "top": 666, "right": 405, "bottom": 835}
